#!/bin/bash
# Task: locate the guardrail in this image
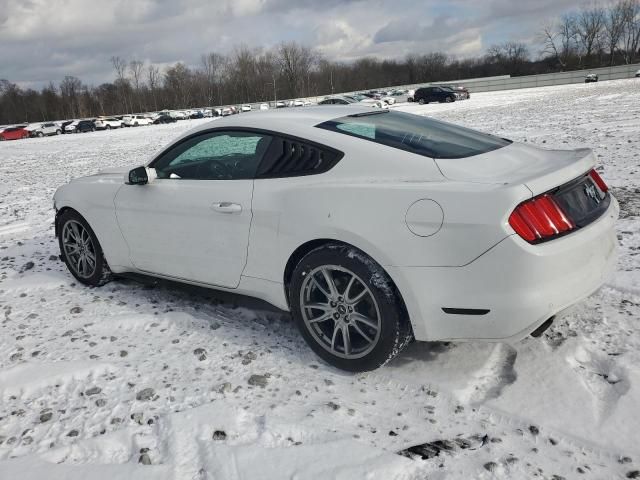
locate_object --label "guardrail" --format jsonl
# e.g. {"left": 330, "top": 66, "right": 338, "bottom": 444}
{"left": 222, "top": 63, "right": 640, "bottom": 111}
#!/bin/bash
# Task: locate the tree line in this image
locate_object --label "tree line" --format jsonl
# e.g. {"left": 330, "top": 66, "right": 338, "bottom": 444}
{"left": 1, "top": 0, "right": 639, "bottom": 125}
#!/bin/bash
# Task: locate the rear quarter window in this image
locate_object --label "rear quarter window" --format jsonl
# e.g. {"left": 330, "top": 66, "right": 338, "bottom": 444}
{"left": 316, "top": 110, "right": 511, "bottom": 159}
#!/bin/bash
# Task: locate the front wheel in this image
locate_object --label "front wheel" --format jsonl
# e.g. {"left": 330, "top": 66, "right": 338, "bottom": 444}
{"left": 106, "top": 125, "right": 111, "bottom": 130}
{"left": 418, "top": 98, "right": 425, "bottom": 105}
{"left": 58, "top": 210, "right": 113, "bottom": 287}
{"left": 290, "top": 244, "right": 413, "bottom": 372}
{"left": 445, "top": 96, "right": 454, "bottom": 103}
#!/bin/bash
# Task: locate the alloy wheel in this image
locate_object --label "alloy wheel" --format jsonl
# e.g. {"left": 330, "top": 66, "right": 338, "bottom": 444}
{"left": 62, "top": 220, "right": 97, "bottom": 279}
{"left": 300, "top": 265, "right": 381, "bottom": 359}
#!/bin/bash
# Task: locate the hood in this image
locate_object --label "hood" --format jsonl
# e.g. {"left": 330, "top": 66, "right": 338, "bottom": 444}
{"left": 70, "top": 167, "right": 128, "bottom": 184}
{"left": 434, "top": 142, "right": 596, "bottom": 195}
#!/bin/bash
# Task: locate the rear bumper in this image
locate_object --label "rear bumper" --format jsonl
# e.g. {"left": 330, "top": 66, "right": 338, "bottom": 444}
{"left": 389, "top": 196, "right": 619, "bottom": 342}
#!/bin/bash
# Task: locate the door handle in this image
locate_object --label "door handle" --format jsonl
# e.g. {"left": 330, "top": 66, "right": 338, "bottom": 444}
{"left": 212, "top": 202, "right": 242, "bottom": 214}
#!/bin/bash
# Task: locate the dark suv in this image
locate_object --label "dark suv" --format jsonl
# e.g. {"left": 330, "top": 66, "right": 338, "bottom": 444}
{"left": 414, "top": 86, "right": 457, "bottom": 104}
{"left": 76, "top": 120, "right": 96, "bottom": 133}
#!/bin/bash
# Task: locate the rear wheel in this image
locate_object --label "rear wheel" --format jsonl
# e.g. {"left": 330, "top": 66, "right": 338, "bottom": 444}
{"left": 445, "top": 96, "right": 454, "bottom": 103}
{"left": 106, "top": 125, "right": 111, "bottom": 130}
{"left": 418, "top": 98, "right": 425, "bottom": 105}
{"left": 290, "top": 244, "right": 413, "bottom": 372}
{"left": 56, "top": 129, "right": 61, "bottom": 135}
{"left": 37, "top": 131, "right": 44, "bottom": 137}
{"left": 58, "top": 210, "right": 113, "bottom": 287}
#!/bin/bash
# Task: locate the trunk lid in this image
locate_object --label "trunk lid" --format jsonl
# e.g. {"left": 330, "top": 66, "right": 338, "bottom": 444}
{"left": 434, "top": 142, "right": 596, "bottom": 196}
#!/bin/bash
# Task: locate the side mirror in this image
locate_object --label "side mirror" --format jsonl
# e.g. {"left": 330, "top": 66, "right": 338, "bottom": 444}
{"left": 126, "top": 166, "right": 148, "bottom": 185}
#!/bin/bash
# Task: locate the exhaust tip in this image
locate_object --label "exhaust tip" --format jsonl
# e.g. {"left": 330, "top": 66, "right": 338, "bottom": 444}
{"left": 530, "top": 316, "right": 555, "bottom": 338}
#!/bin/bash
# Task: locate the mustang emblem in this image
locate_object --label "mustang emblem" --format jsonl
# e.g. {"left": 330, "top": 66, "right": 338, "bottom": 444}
{"left": 584, "top": 182, "right": 601, "bottom": 204}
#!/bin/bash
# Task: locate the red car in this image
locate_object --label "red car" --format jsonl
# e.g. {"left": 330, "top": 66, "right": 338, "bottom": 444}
{"left": 0, "top": 126, "right": 30, "bottom": 141}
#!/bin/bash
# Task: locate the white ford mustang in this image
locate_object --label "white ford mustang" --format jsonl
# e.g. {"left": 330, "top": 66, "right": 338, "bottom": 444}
{"left": 53, "top": 106, "right": 618, "bottom": 371}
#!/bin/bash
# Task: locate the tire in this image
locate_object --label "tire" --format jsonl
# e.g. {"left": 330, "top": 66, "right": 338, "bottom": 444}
{"left": 445, "top": 96, "right": 453, "bottom": 103}
{"left": 57, "top": 209, "right": 113, "bottom": 287}
{"left": 37, "top": 132, "right": 44, "bottom": 137}
{"left": 56, "top": 129, "right": 61, "bottom": 135}
{"left": 290, "top": 244, "right": 413, "bottom": 372}
{"left": 418, "top": 98, "right": 425, "bottom": 105}
{"left": 91, "top": 127, "right": 96, "bottom": 132}
{"left": 106, "top": 125, "right": 111, "bottom": 130}
{"left": 134, "top": 122, "right": 139, "bottom": 127}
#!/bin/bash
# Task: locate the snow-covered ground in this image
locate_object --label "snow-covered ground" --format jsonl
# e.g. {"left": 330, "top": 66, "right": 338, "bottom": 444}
{"left": 1, "top": 79, "right": 639, "bottom": 479}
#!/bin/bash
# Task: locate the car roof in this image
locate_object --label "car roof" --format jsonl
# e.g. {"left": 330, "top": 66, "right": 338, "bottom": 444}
{"left": 170, "top": 105, "right": 374, "bottom": 147}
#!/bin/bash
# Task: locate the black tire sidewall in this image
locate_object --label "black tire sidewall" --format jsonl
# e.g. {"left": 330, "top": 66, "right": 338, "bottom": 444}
{"left": 290, "top": 245, "right": 410, "bottom": 372}
{"left": 58, "top": 210, "right": 109, "bottom": 287}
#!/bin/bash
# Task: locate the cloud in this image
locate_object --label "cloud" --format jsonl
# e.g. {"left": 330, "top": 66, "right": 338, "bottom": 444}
{"left": 0, "top": 0, "right": 592, "bottom": 87}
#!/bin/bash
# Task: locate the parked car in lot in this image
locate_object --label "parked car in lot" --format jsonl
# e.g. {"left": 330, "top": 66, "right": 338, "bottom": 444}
{"left": 259, "top": 103, "right": 269, "bottom": 111}
{"left": 585, "top": 73, "right": 599, "bottom": 83}
{"left": 414, "top": 86, "right": 457, "bottom": 104}
{"left": 406, "top": 89, "right": 416, "bottom": 102}
{"left": 439, "top": 84, "right": 470, "bottom": 99}
{"left": 275, "top": 101, "right": 287, "bottom": 108}
{"left": 60, "top": 120, "right": 75, "bottom": 133}
{"left": 153, "top": 114, "right": 177, "bottom": 124}
{"left": 636, "top": 69, "right": 640, "bottom": 77}
{"left": 0, "top": 125, "right": 30, "bottom": 140}
{"left": 64, "top": 121, "right": 79, "bottom": 133}
{"left": 94, "top": 117, "right": 123, "bottom": 130}
{"left": 241, "top": 105, "right": 252, "bottom": 112}
{"left": 30, "top": 122, "right": 62, "bottom": 137}
{"left": 53, "top": 107, "right": 618, "bottom": 372}
{"left": 318, "top": 96, "right": 357, "bottom": 105}
{"left": 123, "top": 115, "right": 152, "bottom": 127}
{"left": 76, "top": 120, "right": 97, "bottom": 133}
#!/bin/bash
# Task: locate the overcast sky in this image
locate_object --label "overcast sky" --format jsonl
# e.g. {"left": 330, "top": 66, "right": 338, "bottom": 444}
{"left": 0, "top": 0, "right": 592, "bottom": 88}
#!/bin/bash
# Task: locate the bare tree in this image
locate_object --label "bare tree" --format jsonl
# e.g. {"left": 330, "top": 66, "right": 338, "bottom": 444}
{"left": 621, "top": 0, "right": 640, "bottom": 63}
{"left": 200, "top": 52, "right": 225, "bottom": 106}
{"left": 147, "top": 64, "right": 160, "bottom": 111}
{"left": 575, "top": 5, "right": 606, "bottom": 65}
{"left": 603, "top": 2, "right": 626, "bottom": 65}
{"left": 111, "top": 56, "right": 130, "bottom": 112}
{"left": 487, "top": 41, "right": 530, "bottom": 74}
{"left": 129, "top": 60, "right": 144, "bottom": 111}
{"left": 277, "top": 41, "right": 316, "bottom": 98}
{"left": 59, "top": 76, "right": 83, "bottom": 118}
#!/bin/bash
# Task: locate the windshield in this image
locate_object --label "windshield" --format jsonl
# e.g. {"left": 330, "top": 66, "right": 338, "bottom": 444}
{"left": 316, "top": 110, "right": 512, "bottom": 159}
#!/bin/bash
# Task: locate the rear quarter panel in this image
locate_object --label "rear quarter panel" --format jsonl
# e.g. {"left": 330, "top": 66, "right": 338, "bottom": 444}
{"left": 244, "top": 139, "right": 532, "bottom": 283}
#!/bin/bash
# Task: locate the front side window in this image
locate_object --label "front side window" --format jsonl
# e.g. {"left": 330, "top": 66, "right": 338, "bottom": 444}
{"left": 153, "top": 131, "right": 273, "bottom": 180}
{"left": 316, "top": 110, "right": 511, "bottom": 159}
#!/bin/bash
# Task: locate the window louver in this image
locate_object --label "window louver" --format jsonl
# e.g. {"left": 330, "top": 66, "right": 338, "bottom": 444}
{"left": 256, "top": 138, "right": 342, "bottom": 178}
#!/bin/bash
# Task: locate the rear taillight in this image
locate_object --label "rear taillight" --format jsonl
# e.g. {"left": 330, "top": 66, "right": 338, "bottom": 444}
{"left": 509, "top": 194, "right": 575, "bottom": 243}
{"left": 589, "top": 169, "right": 608, "bottom": 193}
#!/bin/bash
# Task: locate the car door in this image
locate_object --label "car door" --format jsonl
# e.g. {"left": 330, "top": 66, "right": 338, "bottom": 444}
{"left": 114, "top": 130, "right": 272, "bottom": 288}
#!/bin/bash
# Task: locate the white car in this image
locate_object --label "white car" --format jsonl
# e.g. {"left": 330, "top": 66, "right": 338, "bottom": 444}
{"left": 241, "top": 105, "right": 252, "bottom": 112}
{"left": 635, "top": 69, "right": 640, "bottom": 78}
{"left": 29, "top": 122, "right": 62, "bottom": 137}
{"left": 123, "top": 115, "right": 152, "bottom": 127}
{"left": 63, "top": 120, "right": 79, "bottom": 133}
{"left": 94, "top": 117, "right": 122, "bottom": 130}
{"left": 259, "top": 103, "right": 269, "bottom": 111}
{"left": 53, "top": 106, "right": 618, "bottom": 372}
{"left": 344, "top": 94, "right": 385, "bottom": 108}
